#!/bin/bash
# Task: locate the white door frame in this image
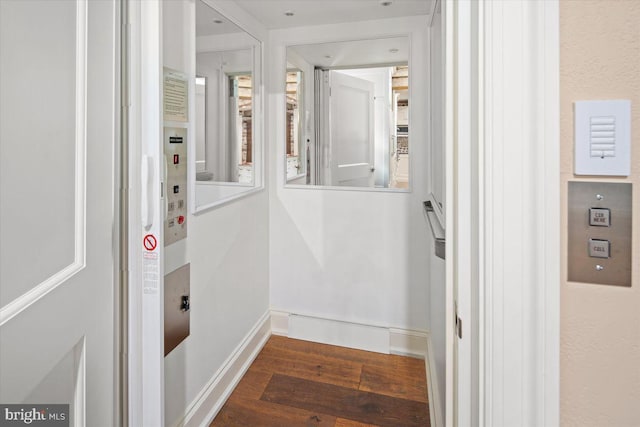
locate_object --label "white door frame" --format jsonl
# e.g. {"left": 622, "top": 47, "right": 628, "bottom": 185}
{"left": 446, "top": 0, "right": 560, "bottom": 425}
{"left": 126, "top": 0, "right": 165, "bottom": 426}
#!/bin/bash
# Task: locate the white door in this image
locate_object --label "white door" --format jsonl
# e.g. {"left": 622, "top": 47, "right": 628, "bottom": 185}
{"left": 0, "top": 1, "right": 119, "bottom": 425}
{"left": 329, "top": 71, "right": 375, "bottom": 187}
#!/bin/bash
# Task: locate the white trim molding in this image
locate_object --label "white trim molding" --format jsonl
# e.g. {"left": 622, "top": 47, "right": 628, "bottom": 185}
{"left": 481, "top": 1, "right": 560, "bottom": 426}
{"left": 447, "top": 0, "right": 560, "bottom": 425}
{"left": 425, "top": 332, "right": 444, "bottom": 427}
{"left": 272, "top": 310, "right": 428, "bottom": 358}
{"left": 179, "top": 311, "right": 271, "bottom": 427}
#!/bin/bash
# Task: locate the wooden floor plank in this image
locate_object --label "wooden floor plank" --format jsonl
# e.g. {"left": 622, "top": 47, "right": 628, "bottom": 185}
{"left": 251, "top": 341, "right": 362, "bottom": 389}
{"left": 261, "top": 374, "right": 429, "bottom": 427}
{"left": 359, "top": 364, "right": 428, "bottom": 403}
{"left": 210, "top": 397, "right": 337, "bottom": 427}
{"left": 267, "top": 335, "right": 424, "bottom": 369}
{"left": 334, "top": 418, "right": 381, "bottom": 427}
{"left": 210, "top": 336, "right": 430, "bottom": 427}
{"left": 226, "top": 369, "right": 272, "bottom": 401}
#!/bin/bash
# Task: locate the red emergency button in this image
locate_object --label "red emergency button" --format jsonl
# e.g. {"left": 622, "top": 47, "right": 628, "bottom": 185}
{"left": 173, "top": 154, "right": 179, "bottom": 164}
{"left": 178, "top": 215, "right": 185, "bottom": 225}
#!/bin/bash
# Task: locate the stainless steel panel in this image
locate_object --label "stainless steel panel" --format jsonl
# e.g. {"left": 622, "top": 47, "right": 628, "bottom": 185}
{"left": 164, "top": 263, "right": 190, "bottom": 356}
{"left": 164, "top": 127, "right": 188, "bottom": 246}
{"left": 568, "top": 182, "right": 632, "bottom": 286}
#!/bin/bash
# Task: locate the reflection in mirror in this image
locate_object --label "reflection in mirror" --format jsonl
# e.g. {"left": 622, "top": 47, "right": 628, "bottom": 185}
{"left": 286, "top": 37, "right": 409, "bottom": 190}
{"left": 286, "top": 70, "right": 307, "bottom": 182}
{"left": 196, "top": 49, "right": 253, "bottom": 183}
{"left": 193, "top": 0, "right": 261, "bottom": 211}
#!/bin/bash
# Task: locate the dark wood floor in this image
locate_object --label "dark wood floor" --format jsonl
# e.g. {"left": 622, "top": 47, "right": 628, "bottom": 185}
{"left": 210, "top": 335, "right": 430, "bottom": 427}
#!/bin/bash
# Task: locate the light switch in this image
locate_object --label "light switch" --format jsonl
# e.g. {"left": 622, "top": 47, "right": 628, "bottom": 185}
{"left": 574, "top": 100, "right": 631, "bottom": 176}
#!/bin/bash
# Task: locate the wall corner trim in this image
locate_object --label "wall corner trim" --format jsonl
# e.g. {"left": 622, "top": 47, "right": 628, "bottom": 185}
{"left": 179, "top": 310, "right": 271, "bottom": 427}
{"left": 425, "top": 332, "right": 444, "bottom": 427}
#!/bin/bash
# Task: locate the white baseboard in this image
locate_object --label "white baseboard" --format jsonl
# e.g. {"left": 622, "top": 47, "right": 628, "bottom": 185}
{"left": 389, "top": 328, "right": 428, "bottom": 358}
{"left": 179, "top": 310, "right": 271, "bottom": 427}
{"left": 270, "top": 310, "right": 289, "bottom": 336}
{"left": 275, "top": 310, "right": 427, "bottom": 358}
{"left": 425, "top": 332, "right": 443, "bottom": 427}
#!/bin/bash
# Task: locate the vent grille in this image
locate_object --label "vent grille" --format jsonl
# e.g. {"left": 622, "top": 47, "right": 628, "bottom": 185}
{"left": 590, "top": 116, "right": 616, "bottom": 158}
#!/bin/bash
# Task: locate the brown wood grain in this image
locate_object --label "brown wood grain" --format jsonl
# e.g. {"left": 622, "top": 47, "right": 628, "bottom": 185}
{"left": 251, "top": 340, "right": 363, "bottom": 389}
{"left": 359, "top": 364, "right": 428, "bottom": 403}
{"left": 334, "top": 418, "right": 381, "bottom": 427}
{"left": 226, "top": 369, "right": 272, "bottom": 401}
{"left": 266, "top": 335, "right": 424, "bottom": 370}
{"left": 209, "top": 336, "right": 430, "bottom": 427}
{"left": 211, "top": 397, "right": 337, "bottom": 427}
{"left": 261, "top": 374, "right": 429, "bottom": 427}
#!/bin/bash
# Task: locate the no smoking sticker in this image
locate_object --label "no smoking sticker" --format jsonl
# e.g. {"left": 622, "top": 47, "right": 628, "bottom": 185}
{"left": 143, "top": 234, "right": 157, "bottom": 251}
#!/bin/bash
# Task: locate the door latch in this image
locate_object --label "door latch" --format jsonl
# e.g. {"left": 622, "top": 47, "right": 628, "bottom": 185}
{"left": 455, "top": 301, "right": 462, "bottom": 339}
{"left": 180, "top": 295, "right": 190, "bottom": 312}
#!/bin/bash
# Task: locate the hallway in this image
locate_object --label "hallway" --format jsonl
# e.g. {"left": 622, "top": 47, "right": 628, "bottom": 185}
{"left": 211, "top": 336, "right": 430, "bottom": 427}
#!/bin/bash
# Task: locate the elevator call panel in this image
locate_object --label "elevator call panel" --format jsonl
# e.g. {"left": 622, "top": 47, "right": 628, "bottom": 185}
{"left": 164, "top": 127, "right": 188, "bottom": 246}
{"left": 568, "top": 182, "right": 632, "bottom": 287}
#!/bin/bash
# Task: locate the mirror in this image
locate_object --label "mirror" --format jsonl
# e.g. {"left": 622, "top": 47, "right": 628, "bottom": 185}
{"left": 285, "top": 37, "right": 410, "bottom": 190}
{"left": 194, "top": 0, "right": 262, "bottom": 211}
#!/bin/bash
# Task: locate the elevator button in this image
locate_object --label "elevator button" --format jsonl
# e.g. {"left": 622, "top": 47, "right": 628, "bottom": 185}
{"left": 589, "top": 208, "right": 610, "bottom": 227}
{"left": 588, "top": 239, "right": 610, "bottom": 258}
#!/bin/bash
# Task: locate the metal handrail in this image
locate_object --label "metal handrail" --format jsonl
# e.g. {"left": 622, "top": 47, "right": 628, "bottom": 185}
{"left": 423, "top": 200, "right": 445, "bottom": 259}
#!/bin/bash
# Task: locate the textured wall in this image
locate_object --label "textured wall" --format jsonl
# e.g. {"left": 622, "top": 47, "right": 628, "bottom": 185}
{"left": 560, "top": 1, "right": 640, "bottom": 426}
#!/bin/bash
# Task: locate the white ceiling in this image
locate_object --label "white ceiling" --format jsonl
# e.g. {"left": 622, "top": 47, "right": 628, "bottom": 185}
{"left": 196, "top": 0, "right": 244, "bottom": 36}
{"left": 234, "top": 0, "right": 432, "bottom": 30}
{"left": 288, "top": 37, "right": 409, "bottom": 68}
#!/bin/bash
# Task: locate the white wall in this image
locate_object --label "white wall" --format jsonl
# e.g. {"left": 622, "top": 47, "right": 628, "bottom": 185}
{"left": 268, "top": 17, "right": 431, "bottom": 339}
{"left": 162, "top": 1, "right": 269, "bottom": 426}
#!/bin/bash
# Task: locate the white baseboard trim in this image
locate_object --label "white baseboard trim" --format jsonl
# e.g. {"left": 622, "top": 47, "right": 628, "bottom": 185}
{"left": 425, "top": 332, "right": 443, "bottom": 427}
{"left": 389, "top": 328, "right": 428, "bottom": 358}
{"left": 270, "top": 310, "right": 289, "bottom": 336}
{"left": 179, "top": 310, "right": 271, "bottom": 427}
{"left": 273, "top": 310, "right": 427, "bottom": 358}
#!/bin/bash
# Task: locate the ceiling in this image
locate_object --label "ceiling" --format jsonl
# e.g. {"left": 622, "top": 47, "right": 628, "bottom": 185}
{"left": 197, "top": 0, "right": 243, "bottom": 36}
{"left": 288, "top": 37, "right": 409, "bottom": 68}
{"left": 234, "top": 0, "right": 432, "bottom": 30}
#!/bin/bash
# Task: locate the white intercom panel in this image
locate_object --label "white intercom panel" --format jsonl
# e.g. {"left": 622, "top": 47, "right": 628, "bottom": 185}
{"left": 164, "top": 127, "right": 188, "bottom": 246}
{"left": 574, "top": 100, "right": 631, "bottom": 176}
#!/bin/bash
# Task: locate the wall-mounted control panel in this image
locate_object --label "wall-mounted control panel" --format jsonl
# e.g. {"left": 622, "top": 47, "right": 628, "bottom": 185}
{"left": 164, "top": 263, "right": 190, "bottom": 356}
{"left": 568, "top": 182, "right": 632, "bottom": 286}
{"left": 574, "top": 100, "right": 631, "bottom": 176}
{"left": 164, "top": 127, "right": 188, "bottom": 246}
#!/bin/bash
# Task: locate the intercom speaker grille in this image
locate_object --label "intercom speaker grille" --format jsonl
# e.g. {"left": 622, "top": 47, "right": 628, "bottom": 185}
{"left": 589, "top": 116, "right": 616, "bottom": 158}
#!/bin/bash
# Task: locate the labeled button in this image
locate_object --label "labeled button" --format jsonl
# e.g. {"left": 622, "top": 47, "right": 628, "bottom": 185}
{"left": 588, "top": 239, "right": 610, "bottom": 258}
{"left": 589, "top": 208, "right": 610, "bottom": 227}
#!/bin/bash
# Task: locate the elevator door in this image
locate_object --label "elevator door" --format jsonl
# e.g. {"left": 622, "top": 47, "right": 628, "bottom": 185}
{"left": 0, "top": 1, "right": 119, "bottom": 424}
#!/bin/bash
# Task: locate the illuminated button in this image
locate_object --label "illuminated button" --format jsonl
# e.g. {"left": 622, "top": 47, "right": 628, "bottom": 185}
{"left": 588, "top": 239, "right": 610, "bottom": 258}
{"left": 178, "top": 215, "right": 185, "bottom": 225}
{"left": 173, "top": 154, "right": 180, "bottom": 164}
{"left": 589, "top": 208, "right": 610, "bottom": 227}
